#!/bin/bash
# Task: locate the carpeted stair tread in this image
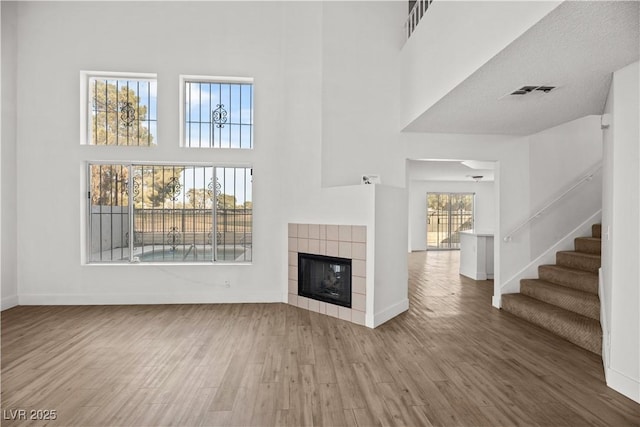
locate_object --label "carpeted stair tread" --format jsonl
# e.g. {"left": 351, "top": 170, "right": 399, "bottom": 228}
{"left": 502, "top": 293, "right": 602, "bottom": 355}
{"left": 538, "top": 265, "right": 598, "bottom": 294}
{"left": 556, "top": 251, "right": 601, "bottom": 273}
{"left": 574, "top": 237, "right": 601, "bottom": 255}
{"left": 520, "top": 279, "right": 600, "bottom": 320}
{"left": 592, "top": 224, "right": 601, "bottom": 238}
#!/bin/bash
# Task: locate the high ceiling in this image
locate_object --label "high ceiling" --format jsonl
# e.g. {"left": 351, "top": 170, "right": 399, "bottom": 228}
{"left": 407, "top": 159, "right": 495, "bottom": 182}
{"left": 404, "top": 1, "right": 640, "bottom": 135}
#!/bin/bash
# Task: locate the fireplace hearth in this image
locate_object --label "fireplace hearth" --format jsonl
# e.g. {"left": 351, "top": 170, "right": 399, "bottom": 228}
{"left": 298, "top": 253, "right": 352, "bottom": 308}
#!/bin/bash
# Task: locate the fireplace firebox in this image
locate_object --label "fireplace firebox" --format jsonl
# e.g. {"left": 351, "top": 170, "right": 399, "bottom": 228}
{"left": 298, "top": 253, "right": 352, "bottom": 308}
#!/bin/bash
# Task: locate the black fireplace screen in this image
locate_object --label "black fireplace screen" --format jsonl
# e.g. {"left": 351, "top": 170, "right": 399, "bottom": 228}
{"left": 298, "top": 253, "right": 352, "bottom": 308}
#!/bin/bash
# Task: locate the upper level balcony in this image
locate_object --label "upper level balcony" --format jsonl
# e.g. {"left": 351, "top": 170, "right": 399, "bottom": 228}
{"left": 400, "top": 1, "right": 638, "bottom": 137}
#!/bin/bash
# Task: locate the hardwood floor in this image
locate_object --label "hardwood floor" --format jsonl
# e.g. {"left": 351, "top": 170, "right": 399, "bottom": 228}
{"left": 2, "top": 251, "right": 639, "bottom": 426}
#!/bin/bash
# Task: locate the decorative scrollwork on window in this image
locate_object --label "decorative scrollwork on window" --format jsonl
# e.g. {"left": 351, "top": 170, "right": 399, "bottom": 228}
{"left": 212, "top": 104, "right": 228, "bottom": 128}
{"left": 132, "top": 175, "right": 141, "bottom": 202}
{"left": 167, "top": 227, "right": 182, "bottom": 250}
{"left": 206, "top": 179, "right": 214, "bottom": 201}
{"left": 215, "top": 179, "right": 222, "bottom": 209}
{"left": 120, "top": 102, "right": 137, "bottom": 127}
{"left": 166, "top": 176, "right": 182, "bottom": 202}
{"left": 207, "top": 177, "right": 223, "bottom": 209}
{"left": 206, "top": 227, "right": 222, "bottom": 246}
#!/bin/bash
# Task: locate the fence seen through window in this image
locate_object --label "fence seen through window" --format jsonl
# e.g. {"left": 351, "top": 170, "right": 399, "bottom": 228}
{"left": 426, "top": 193, "right": 474, "bottom": 250}
{"left": 89, "top": 164, "right": 252, "bottom": 263}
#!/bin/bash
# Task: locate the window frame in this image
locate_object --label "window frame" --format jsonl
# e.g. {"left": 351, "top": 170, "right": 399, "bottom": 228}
{"left": 80, "top": 70, "right": 158, "bottom": 147}
{"left": 85, "top": 160, "right": 253, "bottom": 265}
{"left": 179, "top": 75, "right": 254, "bottom": 149}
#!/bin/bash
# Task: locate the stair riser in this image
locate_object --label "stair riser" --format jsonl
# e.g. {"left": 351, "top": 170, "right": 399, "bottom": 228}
{"left": 520, "top": 281, "right": 599, "bottom": 320}
{"left": 592, "top": 224, "right": 602, "bottom": 238}
{"left": 538, "top": 267, "right": 598, "bottom": 294}
{"left": 556, "top": 253, "right": 600, "bottom": 273}
{"left": 502, "top": 297, "right": 601, "bottom": 355}
{"left": 574, "top": 238, "right": 601, "bottom": 255}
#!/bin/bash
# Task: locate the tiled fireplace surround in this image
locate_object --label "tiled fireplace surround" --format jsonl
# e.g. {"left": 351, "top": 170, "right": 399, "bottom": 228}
{"left": 288, "top": 224, "right": 366, "bottom": 326}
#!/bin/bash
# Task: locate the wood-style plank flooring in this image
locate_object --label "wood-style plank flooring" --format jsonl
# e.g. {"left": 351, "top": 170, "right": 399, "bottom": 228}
{"left": 2, "top": 251, "right": 639, "bottom": 426}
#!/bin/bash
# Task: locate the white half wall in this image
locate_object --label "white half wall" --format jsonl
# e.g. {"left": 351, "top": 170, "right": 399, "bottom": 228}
{"left": 408, "top": 180, "right": 495, "bottom": 252}
{"left": 373, "top": 185, "right": 408, "bottom": 327}
{"left": 287, "top": 183, "right": 409, "bottom": 329}
{"left": 602, "top": 61, "right": 640, "bottom": 403}
{"left": 1, "top": 2, "right": 18, "bottom": 311}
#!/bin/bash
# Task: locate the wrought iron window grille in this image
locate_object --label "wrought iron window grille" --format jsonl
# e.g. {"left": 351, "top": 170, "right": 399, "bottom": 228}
{"left": 181, "top": 76, "right": 253, "bottom": 148}
{"left": 83, "top": 72, "right": 158, "bottom": 146}
{"left": 88, "top": 163, "right": 252, "bottom": 264}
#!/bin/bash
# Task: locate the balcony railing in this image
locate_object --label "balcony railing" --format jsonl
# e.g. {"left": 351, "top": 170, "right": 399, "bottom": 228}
{"left": 405, "top": 0, "right": 434, "bottom": 40}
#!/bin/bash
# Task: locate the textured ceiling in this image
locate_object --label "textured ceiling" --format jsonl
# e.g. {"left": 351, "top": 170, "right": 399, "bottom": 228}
{"left": 404, "top": 1, "right": 640, "bottom": 135}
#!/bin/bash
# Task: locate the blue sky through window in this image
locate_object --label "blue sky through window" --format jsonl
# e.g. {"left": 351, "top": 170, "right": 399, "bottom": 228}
{"left": 184, "top": 81, "right": 253, "bottom": 148}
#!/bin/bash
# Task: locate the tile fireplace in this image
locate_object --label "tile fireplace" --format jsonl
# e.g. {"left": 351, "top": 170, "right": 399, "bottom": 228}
{"left": 288, "top": 224, "right": 366, "bottom": 325}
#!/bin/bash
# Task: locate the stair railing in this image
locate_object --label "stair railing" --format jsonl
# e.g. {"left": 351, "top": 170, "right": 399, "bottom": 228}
{"left": 405, "top": 0, "right": 434, "bottom": 40}
{"left": 503, "top": 162, "right": 602, "bottom": 242}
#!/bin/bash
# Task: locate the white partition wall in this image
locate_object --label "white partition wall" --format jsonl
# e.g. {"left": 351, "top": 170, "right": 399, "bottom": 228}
{"left": 602, "top": 61, "right": 640, "bottom": 403}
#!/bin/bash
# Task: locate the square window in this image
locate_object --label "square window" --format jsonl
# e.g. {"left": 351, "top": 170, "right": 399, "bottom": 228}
{"left": 82, "top": 72, "right": 157, "bottom": 146}
{"left": 181, "top": 76, "right": 253, "bottom": 148}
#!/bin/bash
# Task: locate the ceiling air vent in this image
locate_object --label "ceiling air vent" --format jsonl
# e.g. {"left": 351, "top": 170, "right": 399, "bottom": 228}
{"left": 510, "top": 86, "right": 538, "bottom": 95}
{"left": 509, "top": 85, "right": 557, "bottom": 96}
{"left": 535, "top": 86, "right": 555, "bottom": 93}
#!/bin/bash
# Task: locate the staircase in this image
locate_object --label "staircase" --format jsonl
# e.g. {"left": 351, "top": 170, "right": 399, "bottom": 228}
{"left": 502, "top": 224, "right": 602, "bottom": 354}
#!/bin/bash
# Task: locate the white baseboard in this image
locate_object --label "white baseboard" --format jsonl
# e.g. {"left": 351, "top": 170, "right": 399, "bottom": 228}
{"left": 462, "top": 271, "right": 488, "bottom": 280}
{"left": 373, "top": 298, "right": 409, "bottom": 328}
{"left": 492, "top": 295, "right": 501, "bottom": 309}
{"left": 598, "top": 268, "right": 611, "bottom": 382}
{"left": 17, "top": 291, "right": 283, "bottom": 306}
{"left": 606, "top": 367, "right": 640, "bottom": 403}
{"left": 1, "top": 295, "right": 19, "bottom": 311}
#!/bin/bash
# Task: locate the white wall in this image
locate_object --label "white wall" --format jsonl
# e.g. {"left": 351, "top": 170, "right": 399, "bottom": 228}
{"left": 408, "top": 180, "right": 495, "bottom": 251}
{"left": 14, "top": 1, "right": 290, "bottom": 304}
{"left": 321, "top": 1, "right": 406, "bottom": 188}
{"left": 278, "top": 1, "right": 324, "bottom": 302}
{"left": 602, "top": 61, "right": 640, "bottom": 403}
{"left": 528, "top": 115, "right": 603, "bottom": 258}
{"left": 601, "top": 75, "right": 614, "bottom": 371}
{"left": 9, "top": 1, "right": 410, "bottom": 325}
{"left": 1, "top": 2, "right": 18, "bottom": 310}
{"left": 400, "top": 0, "right": 561, "bottom": 130}
{"left": 498, "top": 115, "right": 603, "bottom": 296}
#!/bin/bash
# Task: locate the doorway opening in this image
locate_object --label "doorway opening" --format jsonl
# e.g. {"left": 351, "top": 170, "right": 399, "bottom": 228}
{"left": 427, "top": 192, "right": 474, "bottom": 250}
